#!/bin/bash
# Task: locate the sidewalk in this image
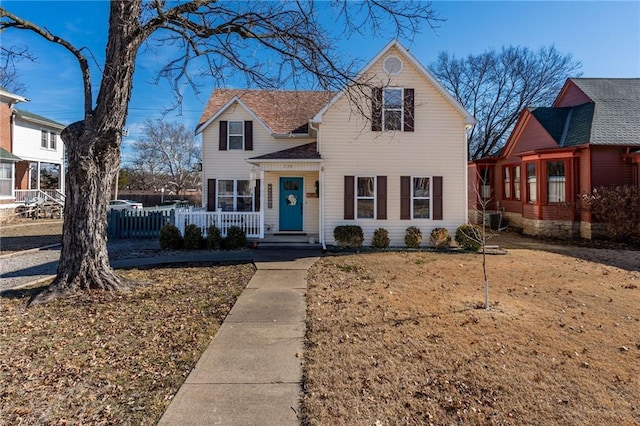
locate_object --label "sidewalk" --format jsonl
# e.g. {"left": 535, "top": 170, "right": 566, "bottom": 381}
{"left": 158, "top": 249, "right": 320, "bottom": 426}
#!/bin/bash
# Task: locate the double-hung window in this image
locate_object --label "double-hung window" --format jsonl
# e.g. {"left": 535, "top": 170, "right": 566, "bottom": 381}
{"left": 228, "top": 121, "right": 244, "bottom": 150}
{"left": 503, "top": 165, "right": 521, "bottom": 200}
{"left": 0, "top": 163, "right": 13, "bottom": 197}
{"left": 356, "top": 177, "right": 375, "bottom": 219}
{"left": 372, "top": 87, "right": 414, "bottom": 132}
{"left": 41, "top": 130, "right": 48, "bottom": 148}
{"left": 217, "top": 179, "right": 253, "bottom": 211}
{"left": 383, "top": 88, "right": 403, "bottom": 131}
{"left": 547, "top": 161, "right": 566, "bottom": 203}
{"left": 49, "top": 133, "right": 57, "bottom": 150}
{"left": 513, "top": 166, "right": 521, "bottom": 200}
{"left": 412, "top": 177, "right": 431, "bottom": 219}
{"left": 527, "top": 163, "right": 537, "bottom": 203}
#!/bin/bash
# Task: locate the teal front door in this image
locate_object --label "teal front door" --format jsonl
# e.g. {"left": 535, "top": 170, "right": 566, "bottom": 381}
{"left": 279, "top": 177, "right": 303, "bottom": 231}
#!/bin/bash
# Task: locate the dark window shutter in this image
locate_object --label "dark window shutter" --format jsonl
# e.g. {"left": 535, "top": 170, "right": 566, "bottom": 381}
{"left": 433, "top": 176, "right": 443, "bottom": 220}
{"left": 219, "top": 121, "right": 227, "bottom": 151}
{"left": 377, "top": 176, "right": 387, "bottom": 220}
{"left": 372, "top": 88, "right": 382, "bottom": 131}
{"left": 207, "top": 179, "right": 216, "bottom": 211}
{"left": 400, "top": 176, "right": 411, "bottom": 220}
{"left": 244, "top": 120, "right": 253, "bottom": 151}
{"left": 344, "top": 176, "right": 355, "bottom": 220}
{"left": 254, "top": 179, "right": 260, "bottom": 211}
{"left": 404, "top": 88, "right": 414, "bottom": 132}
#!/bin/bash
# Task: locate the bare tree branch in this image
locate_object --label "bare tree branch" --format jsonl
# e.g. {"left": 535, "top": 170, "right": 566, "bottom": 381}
{"left": 431, "top": 46, "right": 582, "bottom": 160}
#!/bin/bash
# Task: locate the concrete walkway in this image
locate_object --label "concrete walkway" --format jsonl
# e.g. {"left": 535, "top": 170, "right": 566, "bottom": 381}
{"left": 158, "top": 249, "right": 320, "bottom": 426}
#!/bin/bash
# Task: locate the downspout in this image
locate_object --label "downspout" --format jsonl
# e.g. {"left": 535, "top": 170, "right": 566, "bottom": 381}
{"left": 309, "top": 121, "right": 326, "bottom": 250}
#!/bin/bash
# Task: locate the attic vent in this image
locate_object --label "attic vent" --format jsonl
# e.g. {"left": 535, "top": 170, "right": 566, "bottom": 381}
{"left": 383, "top": 56, "right": 403, "bottom": 75}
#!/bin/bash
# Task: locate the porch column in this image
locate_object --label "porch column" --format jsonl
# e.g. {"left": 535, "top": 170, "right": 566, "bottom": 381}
{"left": 259, "top": 169, "right": 265, "bottom": 238}
{"left": 319, "top": 166, "right": 325, "bottom": 248}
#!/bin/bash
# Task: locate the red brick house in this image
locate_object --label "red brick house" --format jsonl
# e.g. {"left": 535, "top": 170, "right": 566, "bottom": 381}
{"left": 469, "top": 78, "right": 640, "bottom": 239}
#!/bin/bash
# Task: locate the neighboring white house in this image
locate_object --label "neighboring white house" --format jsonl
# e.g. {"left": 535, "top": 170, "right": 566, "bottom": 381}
{"left": 0, "top": 86, "right": 66, "bottom": 213}
{"left": 195, "top": 40, "right": 475, "bottom": 247}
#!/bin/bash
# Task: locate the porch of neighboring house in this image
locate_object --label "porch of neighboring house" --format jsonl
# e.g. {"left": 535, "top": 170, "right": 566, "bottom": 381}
{"left": 12, "top": 159, "right": 65, "bottom": 217}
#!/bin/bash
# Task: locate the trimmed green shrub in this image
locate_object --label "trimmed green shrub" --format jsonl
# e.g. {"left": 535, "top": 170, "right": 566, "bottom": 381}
{"left": 371, "top": 228, "right": 390, "bottom": 248}
{"left": 224, "top": 226, "right": 247, "bottom": 250}
{"left": 334, "top": 225, "right": 364, "bottom": 248}
{"left": 404, "top": 226, "right": 422, "bottom": 248}
{"left": 455, "top": 224, "right": 482, "bottom": 251}
{"left": 429, "top": 227, "right": 451, "bottom": 249}
{"left": 206, "top": 225, "right": 222, "bottom": 250}
{"left": 183, "top": 224, "right": 204, "bottom": 250}
{"left": 159, "top": 223, "right": 183, "bottom": 250}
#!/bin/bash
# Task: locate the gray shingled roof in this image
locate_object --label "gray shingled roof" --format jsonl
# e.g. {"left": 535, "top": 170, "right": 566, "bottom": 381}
{"left": 530, "top": 103, "right": 595, "bottom": 148}
{"left": 569, "top": 78, "right": 640, "bottom": 146}
{"left": 15, "top": 109, "right": 65, "bottom": 129}
{"left": 248, "top": 142, "right": 320, "bottom": 161}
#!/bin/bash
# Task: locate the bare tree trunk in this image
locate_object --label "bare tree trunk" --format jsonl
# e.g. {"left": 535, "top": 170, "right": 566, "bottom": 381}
{"left": 31, "top": 1, "right": 142, "bottom": 303}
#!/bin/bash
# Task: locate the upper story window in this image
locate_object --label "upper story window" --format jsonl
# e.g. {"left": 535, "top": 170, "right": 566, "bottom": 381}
{"left": 228, "top": 121, "right": 244, "bottom": 150}
{"left": 218, "top": 120, "right": 253, "bottom": 151}
{"left": 41, "top": 130, "right": 58, "bottom": 150}
{"left": 383, "top": 88, "right": 403, "bottom": 131}
{"left": 49, "top": 133, "right": 57, "bottom": 150}
{"left": 372, "top": 87, "right": 414, "bottom": 132}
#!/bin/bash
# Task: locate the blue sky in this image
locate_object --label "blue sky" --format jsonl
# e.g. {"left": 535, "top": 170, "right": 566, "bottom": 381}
{"left": 1, "top": 1, "right": 639, "bottom": 164}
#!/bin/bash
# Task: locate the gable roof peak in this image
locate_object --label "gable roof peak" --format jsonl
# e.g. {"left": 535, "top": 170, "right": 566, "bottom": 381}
{"left": 312, "top": 39, "right": 476, "bottom": 125}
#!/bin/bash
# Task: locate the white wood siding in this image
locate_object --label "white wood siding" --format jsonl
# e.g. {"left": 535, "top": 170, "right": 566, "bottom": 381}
{"left": 12, "top": 118, "right": 65, "bottom": 164}
{"left": 201, "top": 103, "right": 320, "bottom": 234}
{"left": 319, "top": 46, "right": 469, "bottom": 246}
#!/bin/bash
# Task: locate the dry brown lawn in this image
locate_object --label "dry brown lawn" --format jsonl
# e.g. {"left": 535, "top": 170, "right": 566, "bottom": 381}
{"left": 0, "top": 263, "right": 254, "bottom": 425}
{"left": 302, "top": 248, "right": 640, "bottom": 425}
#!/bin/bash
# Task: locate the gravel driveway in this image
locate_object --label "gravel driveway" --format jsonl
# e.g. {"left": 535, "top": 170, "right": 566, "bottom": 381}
{"left": 0, "top": 239, "right": 163, "bottom": 292}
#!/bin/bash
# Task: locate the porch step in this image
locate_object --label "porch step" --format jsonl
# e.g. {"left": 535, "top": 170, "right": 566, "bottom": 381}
{"left": 252, "top": 242, "right": 323, "bottom": 250}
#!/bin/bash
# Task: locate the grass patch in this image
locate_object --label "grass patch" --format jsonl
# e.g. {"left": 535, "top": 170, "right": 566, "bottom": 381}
{"left": 0, "top": 263, "right": 254, "bottom": 424}
{"left": 302, "top": 250, "right": 640, "bottom": 425}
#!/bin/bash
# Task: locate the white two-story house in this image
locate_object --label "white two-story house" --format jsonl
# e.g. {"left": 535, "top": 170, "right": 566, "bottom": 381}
{"left": 0, "top": 87, "right": 66, "bottom": 213}
{"left": 195, "top": 40, "right": 475, "bottom": 247}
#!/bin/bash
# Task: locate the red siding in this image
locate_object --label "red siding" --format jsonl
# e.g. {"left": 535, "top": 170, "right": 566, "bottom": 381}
{"left": 510, "top": 116, "right": 558, "bottom": 155}
{"left": 554, "top": 81, "right": 592, "bottom": 107}
{"left": 591, "top": 146, "right": 633, "bottom": 187}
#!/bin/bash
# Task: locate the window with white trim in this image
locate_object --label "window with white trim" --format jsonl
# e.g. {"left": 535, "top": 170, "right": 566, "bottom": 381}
{"left": 228, "top": 121, "right": 244, "bottom": 150}
{"left": 412, "top": 177, "right": 431, "bottom": 219}
{"left": 41, "top": 130, "right": 48, "bottom": 148}
{"left": 383, "top": 88, "right": 403, "bottom": 131}
{"left": 356, "top": 176, "right": 375, "bottom": 219}
{"left": 217, "top": 179, "right": 253, "bottom": 211}
{"left": 0, "top": 162, "right": 13, "bottom": 197}
{"left": 50, "top": 132, "right": 57, "bottom": 150}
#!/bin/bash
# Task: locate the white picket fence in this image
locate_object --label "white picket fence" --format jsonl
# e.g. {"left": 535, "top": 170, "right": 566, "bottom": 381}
{"left": 175, "top": 210, "right": 262, "bottom": 238}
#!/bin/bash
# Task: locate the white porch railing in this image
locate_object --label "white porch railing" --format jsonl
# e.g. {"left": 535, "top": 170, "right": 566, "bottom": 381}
{"left": 14, "top": 189, "right": 64, "bottom": 206}
{"left": 175, "top": 210, "right": 262, "bottom": 238}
